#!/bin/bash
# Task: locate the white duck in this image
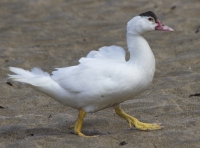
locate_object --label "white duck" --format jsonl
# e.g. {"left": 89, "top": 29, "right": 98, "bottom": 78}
{"left": 8, "top": 11, "right": 173, "bottom": 137}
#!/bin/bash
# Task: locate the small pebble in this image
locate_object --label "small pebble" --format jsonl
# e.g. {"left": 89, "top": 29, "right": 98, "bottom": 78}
{"left": 171, "top": 5, "right": 176, "bottom": 10}
{"left": 119, "top": 141, "right": 127, "bottom": 146}
{"left": 6, "top": 82, "right": 12, "bottom": 86}
{"left": 189, "top": 93, "right": 200, "bottom": 97}
{"left": 195, "top": 28, "right": 199, "bottom": 33}
{"left": 0, "top": 106, "right": 5, "bottom": 109}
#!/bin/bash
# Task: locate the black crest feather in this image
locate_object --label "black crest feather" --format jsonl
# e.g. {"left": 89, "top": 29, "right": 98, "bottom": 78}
{"left": 139, "top": 11, "right": 157, "bottom": 21}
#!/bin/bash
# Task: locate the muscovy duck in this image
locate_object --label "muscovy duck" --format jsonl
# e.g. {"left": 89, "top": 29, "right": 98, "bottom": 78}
{"left": 8, "top": 11, "right": 173, "bottom": 137}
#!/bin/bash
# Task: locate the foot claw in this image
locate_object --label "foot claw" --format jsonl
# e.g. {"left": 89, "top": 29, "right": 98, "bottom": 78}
{"left": 69, "top": 124, "right": 75, "bottom": 130}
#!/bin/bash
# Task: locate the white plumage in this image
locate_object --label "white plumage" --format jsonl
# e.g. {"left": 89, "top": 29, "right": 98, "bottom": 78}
{"left": 9, "top": 45, "right": 140, "bottom": 112}
{"left": 8, "top": 11, "right": 173, "bottom": 137}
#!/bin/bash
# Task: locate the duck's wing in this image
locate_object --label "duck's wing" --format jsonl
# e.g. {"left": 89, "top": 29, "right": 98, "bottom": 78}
{"left": 52, "top": 45, "right": 127, "bottom": 93}
{"left": 52, "top": 45, "right": 126, "bottom": 79}
{"left": 79, "top": 45, "right": 126, "bottom": 64}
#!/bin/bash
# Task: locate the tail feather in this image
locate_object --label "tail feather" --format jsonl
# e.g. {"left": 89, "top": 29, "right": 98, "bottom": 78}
{"left": 8, "top": 67, "right": 51, "bottom": 86}
{"left": 8, "top": 67, "right": 71, "bottom": 105}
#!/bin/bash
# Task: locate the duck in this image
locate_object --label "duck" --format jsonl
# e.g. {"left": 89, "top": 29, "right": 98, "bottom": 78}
{"left": 8, "top": 11, "right": 173, "bottom": 137}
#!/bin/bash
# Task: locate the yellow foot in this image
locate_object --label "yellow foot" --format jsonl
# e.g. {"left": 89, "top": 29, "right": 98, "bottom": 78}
{"left": 128, "top": 117, "right": 162, "bottom": 130}
{"left": 115, "top": 107, "right": 162, "bottom": 131}
{"left": 73, "top": 109, "right": 98, "bottom": 138}
{"left": 77, "top": 132, "right": 98, "bottom": 138}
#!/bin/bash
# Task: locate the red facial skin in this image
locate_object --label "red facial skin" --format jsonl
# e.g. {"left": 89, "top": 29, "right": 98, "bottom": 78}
{"left": 155, "top": 20, "right": 174, "bottom": 31}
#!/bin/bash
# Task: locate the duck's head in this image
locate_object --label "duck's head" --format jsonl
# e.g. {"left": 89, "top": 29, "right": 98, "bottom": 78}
{"left": 127, "top": 11, "right": 174, "bottom": 35}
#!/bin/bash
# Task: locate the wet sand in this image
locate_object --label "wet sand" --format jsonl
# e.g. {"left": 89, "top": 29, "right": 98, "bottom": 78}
{"left": 0, "top": 0, "right": 200, "bottom": 147}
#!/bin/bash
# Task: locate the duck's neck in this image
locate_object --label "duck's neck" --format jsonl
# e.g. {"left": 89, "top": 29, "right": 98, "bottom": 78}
{"left": 127, "top": 32, "right": 155, "bottom": 74}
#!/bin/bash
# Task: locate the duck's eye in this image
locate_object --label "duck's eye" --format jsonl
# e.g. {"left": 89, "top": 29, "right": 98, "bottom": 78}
{"left": 148, "top": 17, "right": 154, "bottom": 22}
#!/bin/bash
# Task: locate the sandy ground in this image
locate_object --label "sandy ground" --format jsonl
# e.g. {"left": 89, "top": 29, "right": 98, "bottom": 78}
{"left": 0, "top": 0, "right": 200, "bottom": 148}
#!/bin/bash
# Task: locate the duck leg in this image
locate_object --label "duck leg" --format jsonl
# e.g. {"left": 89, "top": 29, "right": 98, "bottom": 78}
{"left": 115, "top": 107, "right": 162, "bottom": 130}
{"left": 74, "top": 109, "right": 97, "bottom": 137}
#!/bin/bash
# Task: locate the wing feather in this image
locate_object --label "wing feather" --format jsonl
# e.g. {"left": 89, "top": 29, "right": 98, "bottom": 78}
{"left": 79, "top": 45, "right": 126, "bottom": 64}
{"left": 51, "top": 45, "right": 126, "bottom": 93}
